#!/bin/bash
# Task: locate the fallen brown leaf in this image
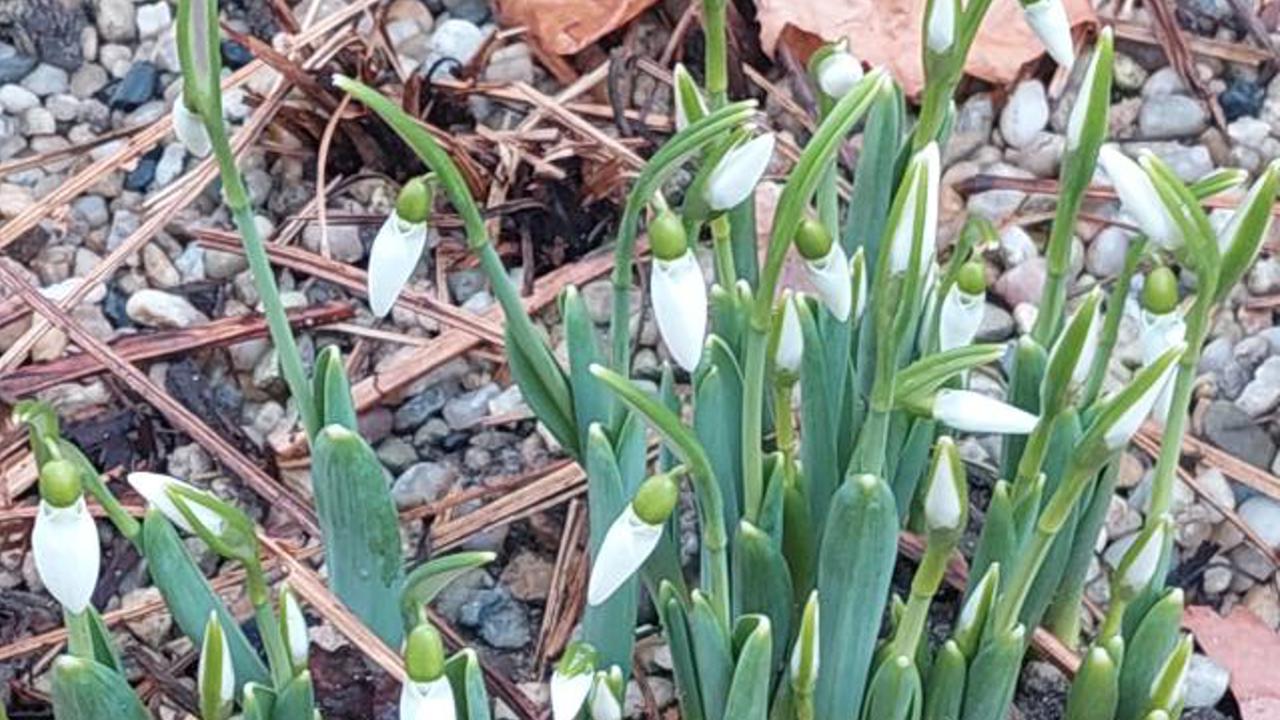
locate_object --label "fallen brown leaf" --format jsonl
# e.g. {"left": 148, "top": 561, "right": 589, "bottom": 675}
{"left": 497, "top": 0, "right": 660, "bottom": 55}
{"left": 1184, "top": 604, "right": 1280, "bottom": 720}
{"left": 755, "top": 0, "right": 1097, "bottom": 96}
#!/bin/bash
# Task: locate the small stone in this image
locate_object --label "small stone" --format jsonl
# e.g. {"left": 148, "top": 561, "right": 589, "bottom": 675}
{"left": 203, "top": 249, "right": 247, "bottom": 279}
{"left": 125, "top": 289, "right": 209, "bottom": 328}
{"left": 1183, "top": 654, "right": 1230, "bottom": 709}
{"left": 499, "top": 551, "right": 553, "bottom": 601}
{"left": 998, "top": 225, "right": 1038, "bottom": 266}
{"left": 154, "top": 143, "right": 186, "bottom": 187}
{"left": 1139, "top": 95, "right": 1210, "bottom": 138}
{"left": 70, "top": 64, "right": 109, "bottom": 99}
{"left": 391, "top": 461, "right": 454, "bottom": 509}
{"left": 1242, "top": 582, "right": 1280, "bottom": 630}
{"left": 1086, "top": 226, "right": 1131, "bottom": 278}
{"left": 1142, "top": 67, "right": 1190, "bottom": 98}
{"left": 301, "top": 223, "right": 364, "bottom": 263}
{"left": 0, "top": 44, "right": 36, "bottom": 85}
{"left": 124, "top": 147, "right": 159, "bottom": 191}
{"left": 447, "top": 268, "right": 486, "bottom": 304}
{"left": 1202, "top": 565, "right": 1232, "bottom": 594}
{"left": 142, "top": 243, "right": 180, "bottom": 288}
{"left": 135, "top": 2, "right": 173, "bottom": 39}
{"left": 1238, "top": 496, "right": 1280, "bottom": 548}
{"left": 376, "top": 437, "right": 419, "bottom": 474}
{"left": 0, "top": 84, "right": 39, "bottom": 113}
{"left": 1126, "top": 141, "right": 1213, "bottom": 182}
{"left": 395, "top": 384, "right": 453, "bottom": 431}
{"left": 21, "top": 64, "right": 69, "bottom": 96}
{"left": 1220, "top": 76, "right": 1264, "bottom": 122}
{"left": 1235, "top": 356, "right": 1280, "bottom": 417}
{"left": 167, "top": 443, "right": 214, "bottom": 479}
{"left": 993, "top": 257, "right": 1046, "bottom": 308}
{"left": 948, "top": 93, "right": 995, "bottom": 162}
{"left": 1112, "top": 53, "right": 1149, "bottom": 93}
{"left": 21, "top": 107, "right": 55, "bottom": 135}
{"left": 96, "top": 0, "right": 138, "bottom": 42}
{"left": 484, "top": 43, "right": 534, "bottom": 85}
{"left": 1203, "top": 400, "right": 1276, "bottom": 470}
{"left": 463, "top": 588, "right": 530, "bottom": 649}
{"left": 443, "top": 382, "right": 500, "bottom": 430}
{"left": 122, "top": 587, "right": 172, "bottom": 645}
{"left": 1247, "top": 256, "right": 1280, "bottom": 295}
{"left": 425, "top": 19, "right": 485, "bottom": 78}
{"left": 1000, "top": 80, "right": 1049, "bottom": 149}
{"left": 109, "top": 61, "right": 157, "bottom": 110}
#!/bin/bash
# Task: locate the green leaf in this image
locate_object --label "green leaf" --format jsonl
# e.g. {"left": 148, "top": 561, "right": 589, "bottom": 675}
{"left": 1046, "top": 460, "right": 1119, "bottom": 645}
{"left": 271, "top": 671, "right": 317, "bottom": 720}
{"left": 731, "top": 521, "right": 793, "bottom": 672}
{"left": 695, "top": 338, "right": 744, "bottom": 530}
{"left": 782, "top": 471, "right": 817, "bottom": 603}
{"left": 140, "top": 511, "right": 269, "bottom": 688}
{"left": 798, "top": 298, "right": 839, "bottom": 532}
{"left": 860, "top": 655, "right": 921, "bottom": 720}
{"left": 1144, "top": 634, "right": 1192, "bottom": 715}
{"left": 444, "top": 649, "right": 493, "bottom": 720}
{"left": 401, "top": 552, "right": 496, "bottom": 623}
{"left": 314, "top": 345, "right": 358, "bottom": 433}
{"left": 893, "top": 344, "right": 1005, "bottom": 404}
{"left": 843, "top": 82, "right": 906, "bottom": 265}
{"left": 1116, "top": 589, "right": 1184, "bottom": 720}
{"left": 968, "top": 481, "right": 1015, "bottom": 600}
{"left": 581, "top": 425, "right": 639, "bottom": 673}
{"left": 241, "top": 683, "right": 276, "bottom": 720}
{"left": 815, "top": 474, "right": 899, "bottom": 719}
{"left": 563, "top": 286, "right": 611, "bottom": 451}
{"left": 311, "top": 425, "right": 405, "bottom": 646}
{"left": 1040, "top": 289, "right": 1103, "bottom": 411}
{"left": 690, "top": 591, "right": 733, "bottom": 720}
{"left": 51, "top": 656, "right": 149, "bottom": 720}
{"left": 505, "top": 321, "right": 579, "bottom": 458}
{"left": 922, "top": 640, "right": 965, "bottom": 720}
{"left": 81, "top": 606, "right": 126, "bottom": 674}
{"left": 960, "top": 624, "right": 1025, "bottom": 720}
{"left": 199, "top": 613, "right": 230, "bottom": 720}
{"left": 1065, "top": 646, "right": 1119, "bottom": 720}
{"left": 658, "top": 584, "right": 705, "bottom": 720}
{"left": 1215, "top": 160, "right": 1280, "bottom": 303}
{"left": 722, "top": 616, "right": 773, "bottom": 720}
{"left": 999, "top": 336, "right": 1046, "bottom": 478}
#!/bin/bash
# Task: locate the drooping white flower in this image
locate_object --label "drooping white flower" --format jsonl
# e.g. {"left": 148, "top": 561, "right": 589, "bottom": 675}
{"left": 1102, "top": 349, "right": 1181, "bottom": 450}
{"left": 1140, "top": 309, "right": 1186, "bottom": 426}
{"left": 926, "top": 0, "right": 957, "bottom": 54}
{"left": 171, "top": 92, "right": 211, "bottom": 157}
{"left": 32, "top": 496, "right": 99, "bottom": 613}
{"left": 651, "top": 250, "right": 708, "bottom": 372}
{"left": 1022, "top": 0, "right": 1075, "bottom": 68}
{"left": 587, "top": 505, "right": 665, "bottom": 606}
{"left": 817, "top": 50, "right": 864, "bottom": 99}
{"left": 127, "top": 472, "right": 226, "bottom": 536}
{"left": 888, "top": 143, "right": 941, "bottom": 276}
{"left": 368, "top": 216, "right": 429, "bottom": 318}
{"left": 932, "top": 389, "right": 1039, "bottom": 434}
{"left": 198, "top": 612, "right": 235, "bottom": 717}
{"left": 400, "top": 677, "right": 456, "bottom": 720}
{"left": 1097, "top": 145, "right": 1181, "bottom": 250}
{"left": 776, "top": 294, "right": 804, "bottom": 374}
{"left": 705, "top": 133, "right": 775, "bottom": 211}
{"left": 804, "top": 244, "right": 853, "bottom": 322}
{"left": 938, "top": 284, "right": 984, "bottom": 352}
{"left": 551, "top": 643, "right": 597, "bottom": 720}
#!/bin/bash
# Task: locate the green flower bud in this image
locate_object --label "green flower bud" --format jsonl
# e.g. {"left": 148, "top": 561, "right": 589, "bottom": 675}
{"left": 404, "top": 623, "right": 446, "bottom": 683}
{"left": 955, "top": 260, "right": 986, "bottom": 295}
{"left": 649, "top": 209, "right": 688, "bottom": 261}
{"left": 632, "top": 473, "right": 679, "bottom": 525}
{"left": 396, "top": 176, "right": 433, "bottom": 224}
{"left": 39, "top": 459, "right": 81, "bottom": 509}
{"left": 794, "top": 218, "right": 833, "bottom": 261}
{"left": 1142, "top": 266, "right": 1179, "bottom": 315}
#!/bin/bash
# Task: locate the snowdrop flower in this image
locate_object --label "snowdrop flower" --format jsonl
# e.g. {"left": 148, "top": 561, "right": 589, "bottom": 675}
{"left": 1021, "top": 0, "right": 1075, "bottom": 68}
{"left": 127, "top": 471, "right": 225, "bottom": 536}
{"left": 1101, "top": 345, "right": 1183, "bottom": 450}
{"left": 588, "top": 669, "right": 624, "bottom": 720}
{"left": 198, "top": 612, "right": 234, "bottom": 720}
{"left": 588, "top": 473, "right": 679, "bottom": 606}
{"left": 649, "top": 210, "right": 707, "bottom": 372}
{"left": 1066, "top": 28, "right": 1111, "bottom": 151}
{"left": 171, "top": 92, "right": 211, "bottom": 157}
{"left": 31, "top": 459, "right": 99, "bottom": 614}
{"left": 938, "top": 261, "right": 986, "bottom": 351}
{"left": 1139, "top": 267, "right": 1185, "bottom": 425}
{"left": 775, "top": 293, "right": 804, "bottom": 375}
{"left": 401, "top": 623, "right": 455, "bottom": 720}
{"left": 280, "top": 584, "right": 310, "bottom": 671}
{"left": 923, "top": 437, "right": 966, "bottom": 535}
{"left": 926, "top": 0, "right": 957, "bottom": 54}
{"left": 816, "top": 45, "right": 864, "bottom": 99}
{"left": 672, "top": 63, "right": 707, "bottom": 131}
{"left": 705, "top": 133, "right": 775, "bottom": 212}
{"left": 368, "top": 177, "right": 433, "bottom": 318}
{"left": 1097, "top": 145, "right": 1181, "bottom": 250}
{"left": 795, "top": 218, "right": 853, "bottom": 321}
{"left": 930, "top": 389, "right": 1039, "bottom": 434}
{"left": 551, "top": 642, "right": 597, "bottom": 720}
{"left": 1115, "top": 518, "right": 1167, "bottom": 599}
{"left": 888, "top": 143, "right": 941, "bottom": 276}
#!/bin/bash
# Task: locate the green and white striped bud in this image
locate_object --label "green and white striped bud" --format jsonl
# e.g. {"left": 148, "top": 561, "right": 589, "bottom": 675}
{"left": 924, "top": 437, "right": 968, "bottom": 536}
{"left": 1021, "top": 0, "right": 1075, "bottom": 67}
{"left": 198, "top": 611, "right": 234, "bottom": 720}
{"left": 551, "top": 642, "right": 597, "bottom": 720}
{"left": 589, "top": 667, "right": 624, "bottom": 720}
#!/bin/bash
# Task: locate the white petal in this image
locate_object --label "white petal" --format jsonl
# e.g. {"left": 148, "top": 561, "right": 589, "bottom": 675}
{"left": 805, "top": 244, "right": 853, "bottom": 322}
{"left": 200, "top": 615, "right": 235, "bottom": 708}
{"left": 818, "top": 52, "right": 864, "bottom": 98}
{"left": 851, "top": 250, "right": 868, "bottom": 323}
{"left": 551, "top": 671, "right": 594, "bottom": 720}
{"left": 889, "top": 144, "right": 941, "bottom": 276}
{"left": 587, "top": 505, "right": 664, "bottom": 606}
{"left": 1121, "top": 527, "right": 1164, "bottom": 593}
{"left": 400, "top": 678, "right": 456, "bottom": 720}
{"left": 1023, "top": 0, "right": 1075, "bottom": 68}
{"left": 32, "top": 498, "right": 99, "bottom": 613}
{"left": 673, "top": 64, "right": 706, "bottom": 132}
{"left": 926, "top": 0, "right": 956, "bottom": 54}
{"left": 127, "top": 472, "right": 225, "bottom": 536}
{"left": 1140, "top": 310, "right": 1185, "bottom": 425}
{"left": 589, "top": 678, "right": 622, "bottom": 720}
{"left": 651, "top": 251, "right": 708, "bottom": 372}
{"left": 934, "top": 389, "right": 1039, "bottom": 434}
{"left": 938, "top": 287, "right": 984, "bottom": 351}
{"left": 282, "top": 591, "right": 309, "bottom": 667}
{"left": 1103, "top": 357, "right": 1179, "bottom": 449}
{"left": 705, "top": 134, "right": 775, "bottom": 211}
{"left": 1071, "top": 308, "right": 1102, "bottom": 388}
{"left": 1098, "top": 145, "right": 1180, "bottom": 250}
{"left": 368, "top": 214, "right": 428, "bottom": 318}
{"left": 1066, "top": 39, "right": 1101, "bottom": 150}
{"left": 171, "top": 94, "right": 211, "bottom": 157}
{"left": 776, "top": 296, "right": 804, "bottom": 373}
{"left": 924, "top": 453, "right": 962, "bottom": 532}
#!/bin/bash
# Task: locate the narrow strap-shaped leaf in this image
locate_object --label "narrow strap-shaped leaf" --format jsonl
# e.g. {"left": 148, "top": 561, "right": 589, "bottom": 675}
{"left": 1045, "top": 460, "right": 1119, "bottom": 644}
{"left": 695, "top": 343, "right": 744, "bottom": 530}
{"left": 506, "top": 322, "right": 579, "bottom": 458}
{"left": 960, "top": 625, "right": 1025, "bottom": 720}
{"left": 967, "top": 481, "right": 1015, "bottom": 598}
{"left": 860, "top": 655, "right": 922, "bottom": 720}
{"left": 893, "top": 418, "right": 936, "bottom": 526}
{"left": 401, "top": 551, "right": 495, "bottom": 623}
{"left": 798, "top": 300, "right": 839, "bottom": 533}
{"left": 271, "top": 671, "right": 317, "bottom": 720}
{"left": 444, "top": 649, "right": 493, "bottom": 720}
{"left": 922, "top": 640, "right": 965, "bottom": 720}
{"left": 582, "top": 425, "right": 639, "bottom": 673}
{"left": 1065, "top": 646, "right": 1119, "bottom": 720}
{"left": 659, "top": 364, "right": 680, "bottom": 471}
{"left": 732, "top": 521, "right": 793, "bottom": 672}
{"left": 722, "top": 616, "right": 773, "bottom": 720}
{"left": 999, "top": 337, "right": 1046, "bottom": 480}
{"left": 51, "top": 656, "right": 149, "bottom": 720}
{"left": 82, "top": 606, "right": 125, "bottom": 674}
{"left": 241, "top": 683, "right": 276, "bottom": 720}
{"left": 815, "top": 474, "right": 899, "bottom": 718}
{"left": 315, "top": 345, "right": 358, "bottom": 432}
{"left": 564, "top": 286, "right": 611, "bottom": 451}
{"left": 311, "top": 425, "right": 406, "bottom": 646}
{"left": 782, "top": 472, "right": 817, "bottom": 603}
{"left": 892, "top": 344, "right": 1005, "bottom": 404}
{"left": 140, "top": 510, "right": 269, "bottom": 688}
{"left": 844, "top": 83, "right": 906, "bottom": 266}
{"left": 691, "top": 590, "right": 733, "bottom": 720}
{"left": 1116, "top": 590, "right": 1184, "bottom": 720}
{"left": 659, "top": 585, "right": 706, "bottom": 720}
